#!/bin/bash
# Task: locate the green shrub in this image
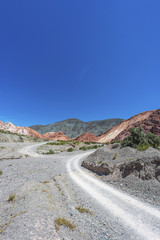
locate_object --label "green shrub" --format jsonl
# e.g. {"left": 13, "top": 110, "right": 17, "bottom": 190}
{"left": 137, "top": 143, "right": 150, "bottom": 151}
{"left": 67, "top": 148, "right": 73, "bottom": 152}
{"left": 111, "top": 140, "right": 121, "bottom": 144}
{"left": 47, "top": 141, "right": 67, "bottom": 146}
{"left": 79, "top": 144, "right": 103, "bottom": 151}
{"left": 79, "top": 146, "right": 87, "bottom": 151}
{"left": 121, "top": 127, "right": 160, "bottom": 149}
{"left": 0, "top": 170, "right": 3, "bottom": 175}
{"left": 45, "top": 150, "right": 54, "bottom": 154}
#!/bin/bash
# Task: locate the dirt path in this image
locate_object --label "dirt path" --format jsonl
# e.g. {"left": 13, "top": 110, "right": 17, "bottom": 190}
{"left": 0, "top": 147, "right": 160, "bottom": 239}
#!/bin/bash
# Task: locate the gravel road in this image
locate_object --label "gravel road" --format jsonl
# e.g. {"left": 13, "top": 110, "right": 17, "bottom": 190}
{"left": 0, "top": 144, "right": 160, "bottom": 240}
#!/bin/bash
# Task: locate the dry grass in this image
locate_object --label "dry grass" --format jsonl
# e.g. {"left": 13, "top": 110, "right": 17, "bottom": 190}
{"left": 13, "top": 213, "right": 17, "bottom": 218}
{"left": 42, "top": 180, "right": 50, "bottom": 184}
{"left": 112, "top": 153, "right": 117, "bottom": 160}
{"left": 8, "top": 193, "right": 15, "bottom": 202}
{"left": 42, "top": 189, "right": 48, "bottom": 193}
{"left": 76, "top": 206, "right": 93, "bottom": 215}
{"left": 97, "top": 161, "right": 104, "bottom": 165}
{"left": 54, "top": 217, "right": 76, "bottom": 231}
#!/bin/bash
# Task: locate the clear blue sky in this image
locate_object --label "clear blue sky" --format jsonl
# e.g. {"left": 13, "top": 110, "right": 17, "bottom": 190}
{"left": 0, "top": 0, "right": 159, "bottom": 126}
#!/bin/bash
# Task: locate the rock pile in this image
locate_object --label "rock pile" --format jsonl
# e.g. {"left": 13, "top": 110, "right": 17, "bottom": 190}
{"left": 82, "top": 145, "right": 160, "bottom": 181}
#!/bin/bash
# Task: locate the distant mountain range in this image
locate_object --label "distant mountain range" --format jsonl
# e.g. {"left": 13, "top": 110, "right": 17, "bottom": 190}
{"left": 29, "top": 118, "right": 123, "bottom": 138}
{"left": 0, "top": 110, "right": 159, "bottom": 143}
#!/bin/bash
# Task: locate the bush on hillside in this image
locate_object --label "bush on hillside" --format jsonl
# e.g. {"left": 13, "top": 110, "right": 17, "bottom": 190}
{"left": 121, "top": 127, "right": 160, "bottom": 150}
{"left": 67, "top": 148, "right": 73, "bottom": 152}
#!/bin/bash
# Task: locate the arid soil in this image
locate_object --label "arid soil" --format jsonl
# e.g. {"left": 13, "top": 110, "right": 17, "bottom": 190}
{"left": 82, "top": 145, "right": 160, "bottom": 205}
{"left": 1, "top": 147, "right": 160, "bottom": 240}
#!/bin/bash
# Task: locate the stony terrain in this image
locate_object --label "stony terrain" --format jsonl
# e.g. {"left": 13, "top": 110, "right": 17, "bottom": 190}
{"left": 30, "top": 118, "right": 123, "bottom": 138}
{"left": 82, "top": 144, "right": 160, "bottom": 205}
{"left": 0, "top": 145, "right": 160, "bottom": 239}
{"left": 98, "top": 109, "right": 160, "bottom": 143}
{"left": 0, "top": 142, "right": 160, "bottom": 239}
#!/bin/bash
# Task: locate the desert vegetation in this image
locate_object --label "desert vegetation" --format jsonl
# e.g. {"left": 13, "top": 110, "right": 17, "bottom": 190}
{"left": 54, "top": 217, "right": 76, "bottom": 231}
{"left": 121, "top": 127, "right": 160, "bottom": 150}
{"left": 44, "top": 150, "right": 55, "bottom": 155}
{"left": 79, "top": 144, "right": 104, "bottom": 151}
{"left": 8, "top": 193, "right": 16, "bottom": 202}
{"left": 75, "top": 206, "right": 93, "bottom": 215}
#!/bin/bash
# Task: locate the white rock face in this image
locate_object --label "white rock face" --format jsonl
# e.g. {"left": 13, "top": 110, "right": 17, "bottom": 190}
{"left": 0, "top": 122, "right": 28, "bottom": 135}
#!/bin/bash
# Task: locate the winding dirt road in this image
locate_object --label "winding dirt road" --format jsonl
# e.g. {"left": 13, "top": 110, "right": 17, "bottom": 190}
{"left": 67, "top": 152, "right": 160, "bottom": 240}
{"left": 0, "top": 144, "right": 160, "bottom": 239}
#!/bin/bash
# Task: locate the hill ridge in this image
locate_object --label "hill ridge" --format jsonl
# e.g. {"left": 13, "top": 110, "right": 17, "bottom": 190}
{"left": 30, "top": 118, "right": 123, "bottom": 138}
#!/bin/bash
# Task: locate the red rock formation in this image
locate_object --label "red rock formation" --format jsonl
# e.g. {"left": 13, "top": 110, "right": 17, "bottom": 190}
{"left": 43, "top": 131, "right": 71, "bottom": 141}
{"left": 74, "top": 132, "right": 98, "bottom": 142}
{"left": 25, "top": 127, "right": 49, "bottom": 140}
{"left": 0, "top": 120, "right": 3, "bottom": 124}
{"left": 98, "top": 109, "right": 160, "bottom": 143}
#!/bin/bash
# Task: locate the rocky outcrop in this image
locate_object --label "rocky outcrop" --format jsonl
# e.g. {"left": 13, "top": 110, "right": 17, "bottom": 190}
{"left": 74, "top": 132, "right": 98, "bottom": 142}
{"left": 43, "top": 131, "right": 71, "bottom": 141}
{"left": 98, "top": 109, "right": 160, "bottom": 143}
{"left": 0, "top": 121, "right": 3, "bottom": 124}
{"left": 30, "top": 118, "right": 123, "bottom": 138}
{"left": 82, "top": 146, "right": 160, "bottom": 181}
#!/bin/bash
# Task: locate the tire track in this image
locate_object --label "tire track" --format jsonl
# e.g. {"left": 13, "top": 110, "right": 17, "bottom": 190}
{"left": 67, "top": 152, "right": 160, "bottom": 240}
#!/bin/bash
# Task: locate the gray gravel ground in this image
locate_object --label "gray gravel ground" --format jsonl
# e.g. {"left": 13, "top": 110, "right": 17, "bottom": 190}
{"left": 0, "top": 144, "right": 160, "bottom": 240}
{"left": 0, "top": 151, "right": 133, "bottom": 240}
{"left": 82, "top": 145, "right": 160, "bottom": 206}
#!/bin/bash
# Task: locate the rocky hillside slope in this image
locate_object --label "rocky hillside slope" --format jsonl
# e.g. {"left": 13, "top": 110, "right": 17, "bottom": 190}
{"left": 0, "top": 122, "right": 71, "bottom": 142}
{"left": 0, "top": 122, "right": 48, "bottom": 140}
{"left": 0, "top": 130, "right": 44, "bottom": 143}
{"left": 43, "top": 131, "right": 71, "bottom": 141}
{"left": 74, "top": 132, "right": 98, "bottom": 142}
{"left": 98, "top": 109, "right": 160, "bottom": 143}
{"left": 30, "top": 118, "right": 123, "bottom": 138}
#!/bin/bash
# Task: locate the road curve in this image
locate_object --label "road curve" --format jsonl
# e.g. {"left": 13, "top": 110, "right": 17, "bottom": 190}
{"left": 18, "top": 142, "right": 47, "bottom": 157}
{"left": 67, "top": 152, "right": 160, "bottom": 240}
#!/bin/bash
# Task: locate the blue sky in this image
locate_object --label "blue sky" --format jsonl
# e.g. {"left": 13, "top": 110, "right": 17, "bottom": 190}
{"left": 0, "top": 0, "right": 159, "bottom": 126}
